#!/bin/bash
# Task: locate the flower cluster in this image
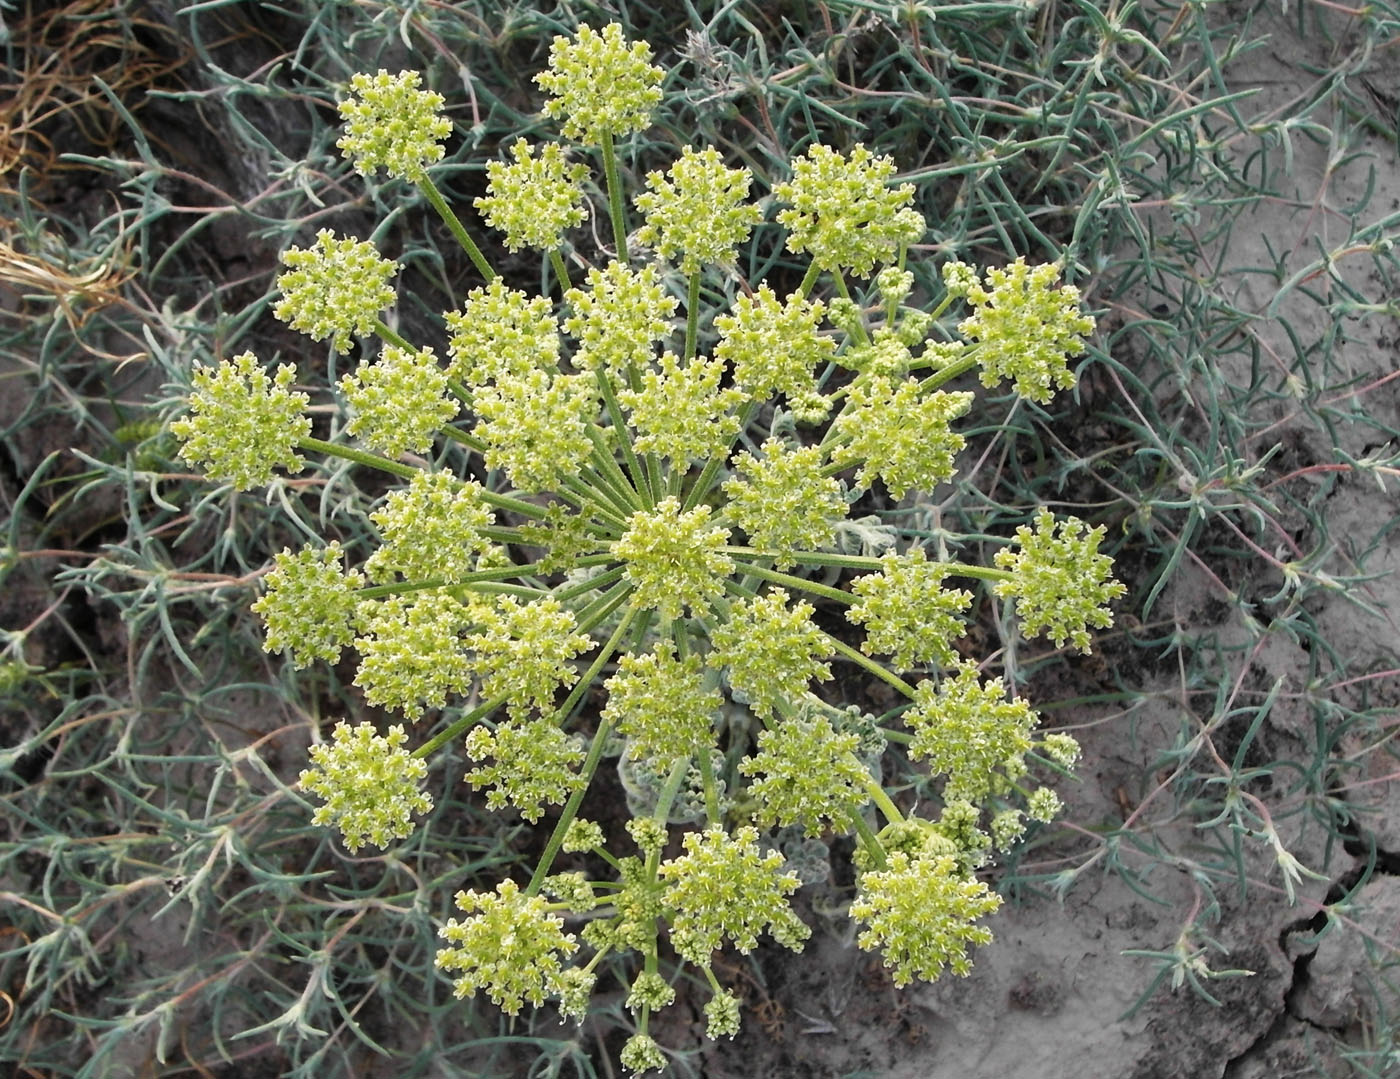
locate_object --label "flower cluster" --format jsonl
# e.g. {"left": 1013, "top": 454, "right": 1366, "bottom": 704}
{"left": 956, "top": 257, "right": 1096, "bottom": 403}
{"left": 340, "top": 344, "right": 457, "bottom": 457}
{"left": 722, "top": 441, "right": 845, "bottom": 568}
{"left": 336, "top": 69, "right": 451, "bottom": 181}
{"left": 273, "top": 230, "right": 397, "bottom": 353}
{"left": 536, "top": 22, "right": 665, "bottom": 144}
{"left": 252, "top": 542, "right": 364, "bottom": 666}
{"left": 299, "top": 721, "right": 432, "bottom": 852}
{"left": 994, "top": 508, "right": 1125, "bottom": 652}
{"left": 475, "top": 139, "right": 589, "bottom": 252}
{"left": 658, "top": 825, "right": 811, "bottom": 964}
{"left": 850, "top": 851, "right": 1002, "bottom": 984}
{"left": 906, "top": 661, "right": 1039, "bottom": 803}
{"left": 848, "top": 548, "right": 971, "bottom": 670}
{"left": 604, "top": 642, "right": 719, "bottom": 766}
{"left": 168, "top": 21, "right": 1122, "bottom": 1077}
{"left": 774, "top": 143, "right": 925, "bottom": 276}
{"left": 436, "top": 879, "right": 578, "bottom": 1014}
{"left": 710, "top": 589, "right": 831, "bottom": 719}
{"left": 613, "top": 499, "right": 732, "bottom": 619}
{"left": 173, "top": 352, "right": 309, "bottom": 490}
{"left": 635, "top": 145, "right": 760, "bottom": 273}
{"left": 739, "top": 712, "right": 869, "bottom": 835}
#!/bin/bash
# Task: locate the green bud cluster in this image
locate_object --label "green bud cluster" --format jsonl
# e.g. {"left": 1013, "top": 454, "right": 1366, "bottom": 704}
{"left": 475, "top": 139, "right": 589, "bottom": 252}
{"left": 173, "top": 352, "right": 309, "bottom": 491}
{"left": 336, "top": 70, "right": 450, "bottom": 181}
{"left": 273, "top": 230, "right": 397, "bottom": 353}
{"left": 851, "top": 851, "right": 1002, "bottom": 984}
{"left": 299, "top": 721, "right": 431, "bottom": 852}
{"left": 168, "top": 20, "right": 1124, "bottom": 1074}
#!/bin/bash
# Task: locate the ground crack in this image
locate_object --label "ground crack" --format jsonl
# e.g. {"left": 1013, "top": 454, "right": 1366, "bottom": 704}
{"left": 1221, "top": 858, "right": 1369, "bottom": 1078}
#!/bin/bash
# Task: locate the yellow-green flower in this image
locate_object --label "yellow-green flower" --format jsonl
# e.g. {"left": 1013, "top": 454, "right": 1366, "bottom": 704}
{"left": 603, "top": 641, "right": 720, "bottom": 767}
{"left": 563, "top": 260, "right": 676, "bottom": 376}
{"left": 536, "top": 23, "right": 665, "bottom": 144}
{"left": 851, "top": 851, "right": 1001, "bottom": 984}
{"left": 463, "top": 717, "right": 585, "bottom": 821}
{"left": 721, "top": 440, "right": 846, "bottom": 568}
{"left": 618, "top": 351, "right": 743, "bottom": 465}
{"left": 714, "top": 285, "right": 833, "bottom": 406}
{"left": 905, "top": 661, "right": 1038, "bottom": 803}
{"left": 475, "top": 139, "right": 589, "bottom": 251}
{"left": 847, "top": 548, "right": 971, "bottom": 670}
{"left": 274, "top": 230, "right": 398, "bottom": 352}
{"left": 993, "top": 509, "right": 1124, "bottom": 652}
{"left": 709, "top": 588, "right": 831, "bottom": 719}
{"left": 658, "top": 825, "right": 810, "bottom": 964}
{"left": 436, "top": 879, "right": 579, "bottom": 1014}
{"left": 339, "top": 344, "right": 457, "bottom": 458}
{"left": 299, "top": 721, "right": 432, "bottom": 853}
{"left": 635, "top": 145, "right": 759, "bottom": 273}
{"left": 365, "top": 471, "right": 495, "bottom": 584}
{"left": 613, "top": 498, "right": 732, "bottom": 620}
{"left": 958, "top": 258, "right": 1095, "bottom": 403}
{"left": 831, "top": 377, "right": 972, "bottom": 498}
{"left": 252, "top": 542, "right": 364, "bottom": 667}
{"left": 473, "top": 370, "right": 596, "bottom": 493}
{"left": 774, "top": 143, "right": 924, "bottom": 276}
{"left": 445, "top": 278, "right": 560, "bottom": 388}
{"left": 336, "top": 69, "right": 451, "bottom": 181}
{"left": 173, "top": 352, "right": 310, "bottom": 490}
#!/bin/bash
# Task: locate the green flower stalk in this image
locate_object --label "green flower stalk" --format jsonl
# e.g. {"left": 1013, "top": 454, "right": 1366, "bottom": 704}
{"left": 336, "top": 70, "right": 451, "bottom": 182}
{"left": 299, "top": 721, "right": 432, "bottom": 852}
{"left": 273, "top": 230, "right": 398, "bottom": 353}
{"left": 475, "top": 139, "right": 589, "bottom": 252}
{"left": 174, "top": 352, "right": 310, "bottom": 490}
